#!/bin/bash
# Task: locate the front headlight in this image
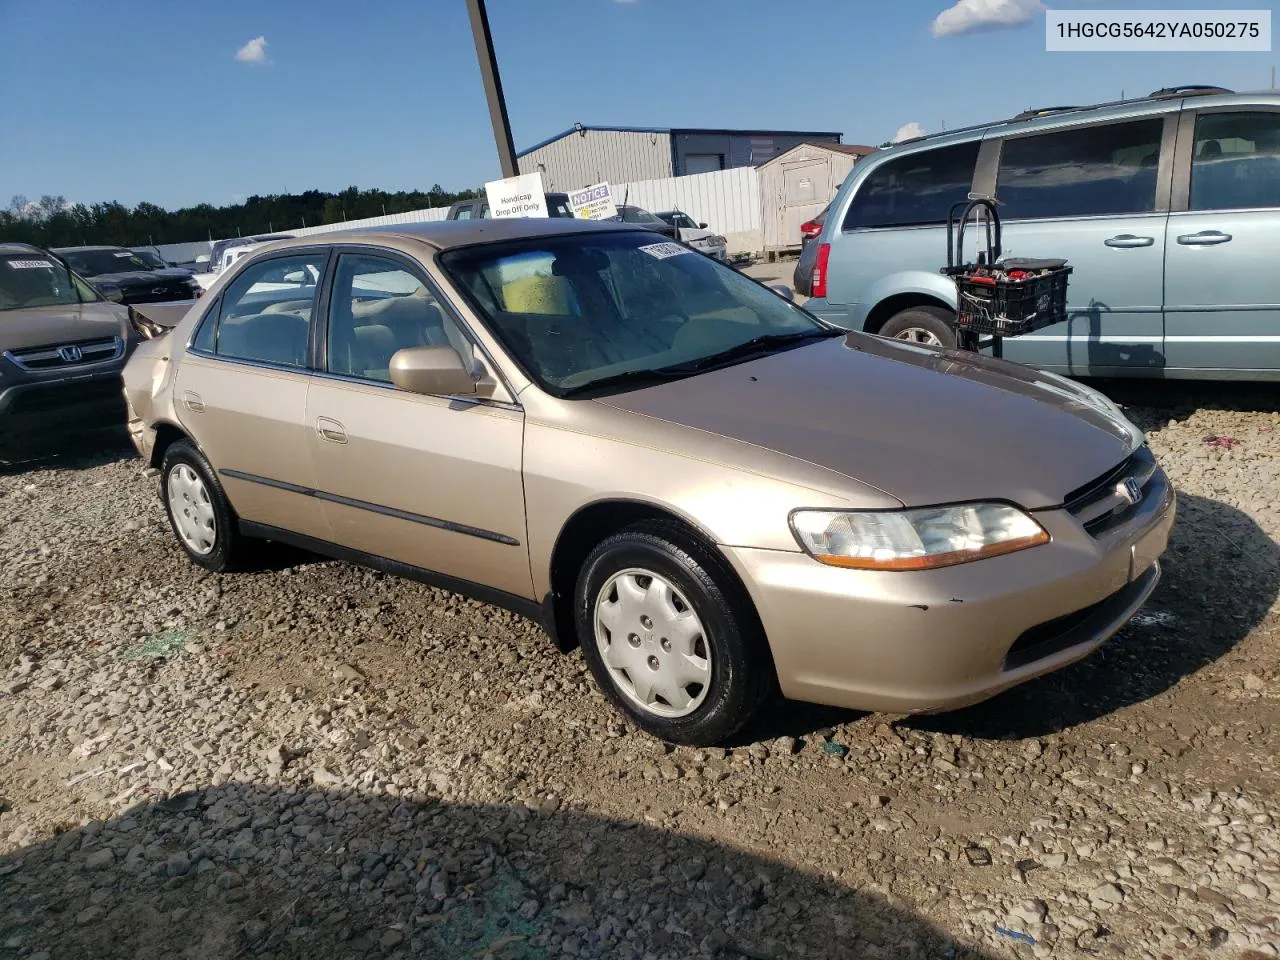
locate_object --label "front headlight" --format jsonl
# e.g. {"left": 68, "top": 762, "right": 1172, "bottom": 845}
{"left": 790, "top": 503, "right": 1049, "bottom": 571}
{"left": 128, "top": 306, "right": 166, "bottom": 340}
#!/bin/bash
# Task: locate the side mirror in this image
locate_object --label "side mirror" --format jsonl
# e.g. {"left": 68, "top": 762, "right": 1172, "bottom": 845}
{"left": 389, "top": 345, "right": 476, "bottom": 396}
{"left": 770, "top": 284, "right": 795, "bottom": 302}
{"left": 699, "top": 222, "right": 707, "bottom": 229}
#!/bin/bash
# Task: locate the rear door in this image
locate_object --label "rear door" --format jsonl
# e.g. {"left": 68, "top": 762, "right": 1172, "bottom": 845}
{"left": 175, "top": 249, "right": 331, "bottom": 540}
{"left": 1163, "top": 106, "right": 1280, "bottom": 373}
{"left": 991, "top": 113, "right": 1175, "bottom": 374}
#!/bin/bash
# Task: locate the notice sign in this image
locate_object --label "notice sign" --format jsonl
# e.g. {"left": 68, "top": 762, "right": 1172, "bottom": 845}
{"left": 484, "top": 172, "right": 548, "bottom": 219}
{"left": 567, "top": 182, "right": 618, "bottom": 221}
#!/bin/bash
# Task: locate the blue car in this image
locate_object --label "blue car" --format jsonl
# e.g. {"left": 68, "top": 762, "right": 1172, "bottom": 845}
{"left": 804, "top": 85, "right": 1280, "bottom": 380}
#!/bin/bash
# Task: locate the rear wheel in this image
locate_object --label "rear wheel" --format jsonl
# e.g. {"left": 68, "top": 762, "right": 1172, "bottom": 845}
{"left": 878, "top": 305, "right": 956, "bottom": 349}
{"left": 160, "top": 440, "right": 245, "bottom": 572}
{"left": 575, "top": 522, "right": 772, "bottom": 745}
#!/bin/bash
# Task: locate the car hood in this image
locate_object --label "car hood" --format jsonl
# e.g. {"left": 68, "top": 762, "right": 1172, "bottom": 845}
{"left": 0, "top": 302, "right": 130, "bottom": 351}
{"left": 595, "top": 334, "right": 1143, "bottom": 510}
{"left": 86, "top": 270, "right": 176, "bottom": 288}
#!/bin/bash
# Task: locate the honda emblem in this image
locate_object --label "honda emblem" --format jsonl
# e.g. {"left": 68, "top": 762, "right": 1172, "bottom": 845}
{"left": 57, "top": 344, "right": 83, "bottom": 363}
{"left": 1117, "top": 476, "right": 1143, "bottom": 506}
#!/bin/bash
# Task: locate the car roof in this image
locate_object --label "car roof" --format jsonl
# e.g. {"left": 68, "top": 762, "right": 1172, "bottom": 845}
{"left": 0, "top": 242, "right": 43, "bottom": 255}
{"left": 50, "top": 245, "right": 127, "bottom": 253}
{"left": 255, "top": 217, "right": 639, "bottom": 253}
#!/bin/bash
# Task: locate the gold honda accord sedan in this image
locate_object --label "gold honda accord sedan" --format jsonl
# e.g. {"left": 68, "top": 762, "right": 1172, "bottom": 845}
{"left": 123, "top": 219, "right": 1174, "bottom": 745}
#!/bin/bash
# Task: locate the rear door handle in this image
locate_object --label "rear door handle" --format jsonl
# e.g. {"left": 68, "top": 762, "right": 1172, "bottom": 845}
{"left": 316, "top": 416, "right": 347, "bottom": 444}
{"left": 182, "top": 391, "right": 205, "bottom": 413}
{"left": 1104, "top": 234, "right": 1154, "bottom": 248}
{"left": 1177, "top": 230, "right": 1232, "bottom": 246}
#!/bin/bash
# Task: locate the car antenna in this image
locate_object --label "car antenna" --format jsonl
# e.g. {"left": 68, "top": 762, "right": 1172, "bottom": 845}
{"left": 620, "top": 184, "right": 629, "bottom": 221}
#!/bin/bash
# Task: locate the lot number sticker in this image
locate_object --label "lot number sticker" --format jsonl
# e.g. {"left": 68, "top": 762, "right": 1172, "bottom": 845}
{"left": 638, "top": 242, "right": 690, "bottom": 260}
{"left": 5, "top": 260, "right": 55, "bottom": 269}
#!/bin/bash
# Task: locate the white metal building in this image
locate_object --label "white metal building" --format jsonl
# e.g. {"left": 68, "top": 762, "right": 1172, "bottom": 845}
{"left": 517, "top": 125, "right": 843, "bottom": 192}
{"left": 757, "top": 142, "right": 877, "bottom": 253}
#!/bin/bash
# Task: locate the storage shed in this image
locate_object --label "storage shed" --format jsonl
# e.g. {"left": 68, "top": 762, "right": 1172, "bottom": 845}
{"left": 759, "top": 142, "right": 877, "bottom": 254}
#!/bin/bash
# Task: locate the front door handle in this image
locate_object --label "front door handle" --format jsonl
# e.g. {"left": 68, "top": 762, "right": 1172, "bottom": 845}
{"left": 1104, "top": 234, "right": 1155, "bottom": 248}
{"left": 182, "top": 390, "right": 205, "bottom": 413}
{"left": 1177, "top": 230, "right": 1232, "bottom": 246}
{"left": 316, "top": 417, "right": 347, "bottom": 444}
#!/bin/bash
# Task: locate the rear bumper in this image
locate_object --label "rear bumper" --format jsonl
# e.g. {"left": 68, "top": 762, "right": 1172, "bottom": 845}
{"left": 0, "top": 370, "right": 127, "bottom": 438}
{"left": 721, "top": 474, "right": 1175, "bottom": 714}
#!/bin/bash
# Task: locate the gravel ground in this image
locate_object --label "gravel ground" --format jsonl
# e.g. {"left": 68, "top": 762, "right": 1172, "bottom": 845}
{"left": 1, "top": 381, "right": 1278, "bottom": 960}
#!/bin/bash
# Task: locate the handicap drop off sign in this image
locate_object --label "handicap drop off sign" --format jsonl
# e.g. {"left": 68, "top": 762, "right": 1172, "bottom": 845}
{"left": 567, "top": 182, "right": 618, "bottom": 221}
{"left": 484, "top": 172, "right": 548, "bottom": 219}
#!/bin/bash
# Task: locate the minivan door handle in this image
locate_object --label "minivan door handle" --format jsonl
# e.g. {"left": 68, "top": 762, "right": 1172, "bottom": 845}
{"left": 1104, "top": 234, "right": 1155, "bottom": 248}
{"left": 182, "top": 390, "right": 205, "bottom": 413}
{"left": 1176, "top": 230, "right": 1232, "bottom": 246}
{"left": 316, "top": 416, "right": 347, "bottom": 444}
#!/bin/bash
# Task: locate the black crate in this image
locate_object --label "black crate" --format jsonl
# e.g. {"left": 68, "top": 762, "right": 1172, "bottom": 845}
{"left": 943, "top": 264, "right": 1073, "bottom": 338}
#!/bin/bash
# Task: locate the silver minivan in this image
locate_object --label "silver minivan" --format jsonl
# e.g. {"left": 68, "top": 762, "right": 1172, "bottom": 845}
{"left": 804, "top": 86, "right": 1280, "bottom": 380}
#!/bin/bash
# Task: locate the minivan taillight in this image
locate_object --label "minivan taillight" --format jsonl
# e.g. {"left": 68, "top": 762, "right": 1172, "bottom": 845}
{"left": 800, "top": 219, "right": 822, "bottom": 239}
{"left": 811, "top": 243, "right": 831, "bottom": 299}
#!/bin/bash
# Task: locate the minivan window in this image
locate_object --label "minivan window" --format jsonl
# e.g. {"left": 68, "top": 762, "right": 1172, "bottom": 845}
{"left": 996, "top": 118, "right": 1164, "bottom": 220}
{"left": 1190, "top": 111, "right": 1280, "bottom": 211}
{"left": 842, "top": 141, "right": 979, "bottom": 230}
{"left": 211, "top": 253, "right": 325, "bottom": 368}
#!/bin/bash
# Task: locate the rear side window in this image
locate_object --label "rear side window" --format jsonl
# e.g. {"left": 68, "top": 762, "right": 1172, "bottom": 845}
{"left": 1190, "top": 111, "right": 1280, "bottom": 211}
{"left": 210, "top": 253, "right": 326, "bottom": 368}
{"left": 843, "top": 142, "right": 979, "bottom": 230}
{"left": 996, "top": 118, "right": 1164, "bottom": 220}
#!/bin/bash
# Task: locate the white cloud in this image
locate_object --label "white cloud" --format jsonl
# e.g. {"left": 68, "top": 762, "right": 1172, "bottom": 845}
{"left": 931, "top": 0, "right": 1043, "bottom": 37}
{"left": 893, "top": 122, "right": 926, "bottom": 142}
{"left": 234, "top": 35, "right": 268, "bottom": 63}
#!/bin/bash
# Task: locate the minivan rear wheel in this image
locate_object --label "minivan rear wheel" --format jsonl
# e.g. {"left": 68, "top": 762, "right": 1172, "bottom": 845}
{"left": 879, "top": 305, "right": 957, "bottom": 349}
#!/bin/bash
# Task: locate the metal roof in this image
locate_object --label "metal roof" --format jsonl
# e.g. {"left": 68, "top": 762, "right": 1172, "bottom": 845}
{"left": 262, "top": 217, "right": 639, "bottom": 252}
{"left": 0, "top": 242, "right": 42, "bottom": 254}
{"left": 517, "top": 125, "right": 844, "bottom": 157}
{"left": 50, "top": 245, "right": 127, "bottom": 253}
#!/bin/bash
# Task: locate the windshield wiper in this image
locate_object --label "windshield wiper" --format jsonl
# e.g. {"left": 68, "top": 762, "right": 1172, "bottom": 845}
{"left": 669, "top": 328, "right": 844, "bottom": 373}
{"left": 559, "top": 365, "right": 696, "bottom": 398}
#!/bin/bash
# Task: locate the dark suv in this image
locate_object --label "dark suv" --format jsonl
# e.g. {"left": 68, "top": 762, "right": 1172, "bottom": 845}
{"left": 53, "top": 246, "right": 200, "bottom": 304}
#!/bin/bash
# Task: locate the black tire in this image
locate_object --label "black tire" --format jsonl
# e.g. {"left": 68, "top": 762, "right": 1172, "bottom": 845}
{"left": 878, "top": 305, "right": 957, "bottom": 349}
{"left": 574, "top": 521, "right": 773, "bottom": 746}
{"left": 159, "top": 439, "right": 245, "bottom": 572}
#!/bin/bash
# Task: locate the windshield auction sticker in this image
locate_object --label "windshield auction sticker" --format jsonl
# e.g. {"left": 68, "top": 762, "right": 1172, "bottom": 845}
{"left": 484, "top": 172, "right": 549, "bottom": 219}
{"left": 4, "top": 260, "right": 56, "bottom": 269}
{"left": 638, "top": 242, "right": 691, "bottom": 260}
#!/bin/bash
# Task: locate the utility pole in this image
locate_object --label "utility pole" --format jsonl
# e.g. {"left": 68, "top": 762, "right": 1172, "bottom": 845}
{"left": 466, "top": 0, "right": 519, "bottom": 179}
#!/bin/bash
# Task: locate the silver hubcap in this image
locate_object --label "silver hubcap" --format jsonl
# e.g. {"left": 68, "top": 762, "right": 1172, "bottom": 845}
{"left": 894, "top": 326, "right": 943, "bottom": 346}
{"left": 593, "top": 568, "right": 711, "bottom": 718}
{"left": 167, "top": 463, "right": 216, "bottom": 556}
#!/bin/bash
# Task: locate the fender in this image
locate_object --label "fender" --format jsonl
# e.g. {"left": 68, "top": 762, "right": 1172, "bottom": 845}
{"left": 858, "top": 270, "right": 958, "bottom": 329}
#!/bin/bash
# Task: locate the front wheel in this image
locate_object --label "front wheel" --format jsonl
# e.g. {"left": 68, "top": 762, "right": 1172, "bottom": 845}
{"left": 160, "top": 440, "right": 245, "bottom": 572}
{"left": 878, "top": 305, "right": 957, "bottom": 349}
{"left": 574, "top": 522, "right": 772, "bottom": 745}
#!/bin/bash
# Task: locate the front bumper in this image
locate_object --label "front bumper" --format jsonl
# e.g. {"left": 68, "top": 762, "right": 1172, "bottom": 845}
{"left": 722, "top": 469, "right": 1175, "bottom": 714}
{"left": 0, "top": 369, "right": 128, "bottom": 439}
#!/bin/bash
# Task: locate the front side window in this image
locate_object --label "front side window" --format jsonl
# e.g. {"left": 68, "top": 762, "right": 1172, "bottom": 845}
{"left": 440, "top": 231, "right": 834, "bottom": 396}
{"left": 843, "top": 141, "right": 980, "bottom": 229}
{"left": 327, "top": 254, "right": 469, "bottom": 382}
{"left": 0, "top": 253, "right": 92, "bottom": 310}
{"left": 212, "top": 253, "right": 325, "bottom": 367}
{"left": 996, "top": 118, "right": 1164, "bottom": 219}
{"left": 1190, "top": 111, "right": 1280, "bottom": 211}
{"left": 454, "top": 206, "right": 474, "bottom": 220}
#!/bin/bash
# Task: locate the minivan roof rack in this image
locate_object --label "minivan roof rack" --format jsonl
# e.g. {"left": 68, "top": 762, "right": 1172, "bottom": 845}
{"left": 1148, "top": 84, "right": 1234, "bottom": 98}
{"left": 891, "top": 85, "right": 1239, "bottom": 148}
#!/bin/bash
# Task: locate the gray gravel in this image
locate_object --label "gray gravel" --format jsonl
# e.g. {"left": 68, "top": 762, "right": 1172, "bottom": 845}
{"left": 1, "top": 381, "right": 1278, "bottom": 960}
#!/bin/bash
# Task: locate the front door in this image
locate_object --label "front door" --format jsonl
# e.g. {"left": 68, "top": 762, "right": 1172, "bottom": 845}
{"left": 175, "top": 250, "right": 331, "bottom": 540}
{"left": 991, "top": 114, "right": 1174, "bottom": 375}
{"left": 1164, "top": 108, "right": 1280, "bottom": 373}
{"left": 304, "top": 250, "right": 532, "bottom": 599}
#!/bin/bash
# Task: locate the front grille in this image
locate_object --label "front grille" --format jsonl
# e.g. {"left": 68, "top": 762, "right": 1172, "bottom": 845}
{"left": 127, "top": 285, "right": 190, "bottom": 304}
{"left": 1003, "top": 565, "right": 1158, "bottom": 671}
{"left": 4, "top": 336, "right": 124, "bottom": 372}
{"left": 1065, "top": 445, "right": 1160, "bottom": 538}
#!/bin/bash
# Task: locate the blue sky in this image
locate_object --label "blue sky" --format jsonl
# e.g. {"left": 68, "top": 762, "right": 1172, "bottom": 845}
{"left": 0, "top": 0, "right": 1274, "bottom": 210}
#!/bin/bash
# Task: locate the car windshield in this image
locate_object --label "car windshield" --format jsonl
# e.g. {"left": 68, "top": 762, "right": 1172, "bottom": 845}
{"left": 659, "top": 212, "right": 698, "bottom": 230}
{"left": 61, "top": 249, "right": 152, "bottom": 276}
{"left": 132, "top": 250, "right": 167, "bottom": 269}
{"left": 0, "top": 254, "right": 98, "bottom": 311}
{"left": 616, "top": 206, "right": 663, "bottom": 224}
{"left": 440, "top": 230, "right": 832, "bottom": 397}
